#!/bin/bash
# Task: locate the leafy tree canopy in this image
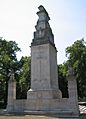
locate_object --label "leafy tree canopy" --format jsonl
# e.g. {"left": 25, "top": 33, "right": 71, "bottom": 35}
{"left": 16, "top": 56, "right": 31, "bottom": 99}
{"left": 0, "top": 38, "right": 21, "bottom": 108}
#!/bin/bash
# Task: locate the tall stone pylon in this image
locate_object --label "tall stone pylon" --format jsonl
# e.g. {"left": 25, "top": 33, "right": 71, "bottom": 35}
{"left": 27, "top": 5, "right": 62, "bottom": 100}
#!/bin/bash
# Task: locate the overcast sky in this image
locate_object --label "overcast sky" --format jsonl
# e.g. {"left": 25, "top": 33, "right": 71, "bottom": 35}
{"left": 0, "top": 0, "right": 86, "bottom": 64}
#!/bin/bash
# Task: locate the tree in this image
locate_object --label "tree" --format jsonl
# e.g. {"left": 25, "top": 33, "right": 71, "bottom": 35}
{"left": 58, "top": 64, "right": 68, "bottom": 98}
{"left": 16, "top": 56, "right": 31, "bottom": 99}
{"left": 0, "top": 38, "right": 20, "bottom": 108}
{"left": 66, "top": 38, "right": 86, "bottom": 99}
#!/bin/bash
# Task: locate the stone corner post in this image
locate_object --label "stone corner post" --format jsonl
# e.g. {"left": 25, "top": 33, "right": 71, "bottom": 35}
{"left": 6, "top": 72, "right": 16, "bottom": 112}
{"left": 67, "top": 67, "right": 79, "bottom": 115}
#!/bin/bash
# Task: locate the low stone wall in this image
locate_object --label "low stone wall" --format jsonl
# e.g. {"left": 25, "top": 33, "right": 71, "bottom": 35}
{"left": 7, "top": 98, "right": 79, "bottom": 116}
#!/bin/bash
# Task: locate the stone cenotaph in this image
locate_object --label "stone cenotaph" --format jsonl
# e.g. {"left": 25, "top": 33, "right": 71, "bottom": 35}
{"left": 7, "top": 5, "right": 79, "bottom": 118}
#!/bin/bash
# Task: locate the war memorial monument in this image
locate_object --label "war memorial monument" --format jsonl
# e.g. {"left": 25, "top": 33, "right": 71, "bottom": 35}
{"left": 7, "top": 5, "right": 79, "bottom": 118}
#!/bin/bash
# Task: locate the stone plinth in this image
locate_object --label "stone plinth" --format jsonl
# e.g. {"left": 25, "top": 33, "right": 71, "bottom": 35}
{"left": 27, "top": 43, "right": 62, "bottom": 99}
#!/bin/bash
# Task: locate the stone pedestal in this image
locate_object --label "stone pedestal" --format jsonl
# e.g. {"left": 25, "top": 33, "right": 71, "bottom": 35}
{"left": 31, "top": 44, "right": 58, "bottom": 90}
{"left": 27, "top": 43, "right": 62, "bottom": 100}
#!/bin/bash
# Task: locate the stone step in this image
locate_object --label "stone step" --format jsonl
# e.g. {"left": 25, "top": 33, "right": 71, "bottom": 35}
{"left": 0, "top": 109, "right": 79, "bottom": 118}
{"left": 20, "top": 110, "right": 78, "bottom": 118}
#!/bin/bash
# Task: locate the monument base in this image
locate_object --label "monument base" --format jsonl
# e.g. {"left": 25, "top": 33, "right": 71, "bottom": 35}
{"left": 27, "top": 89, "right": 62, "bottom": 99}
{"left": 6, "top": 98, "right": 79, "bottom": 118}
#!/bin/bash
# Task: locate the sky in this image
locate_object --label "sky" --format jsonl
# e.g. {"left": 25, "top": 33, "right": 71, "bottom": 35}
{"left": 0, "top": 0, "right": 86, "bottom": 64}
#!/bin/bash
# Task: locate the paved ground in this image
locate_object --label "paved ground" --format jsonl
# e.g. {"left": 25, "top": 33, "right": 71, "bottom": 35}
{"left": 0, "top": 115, "right": 81, "bottom": 119}
{"left": 0, "top": 115, "right": 86, "bottom": 119}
